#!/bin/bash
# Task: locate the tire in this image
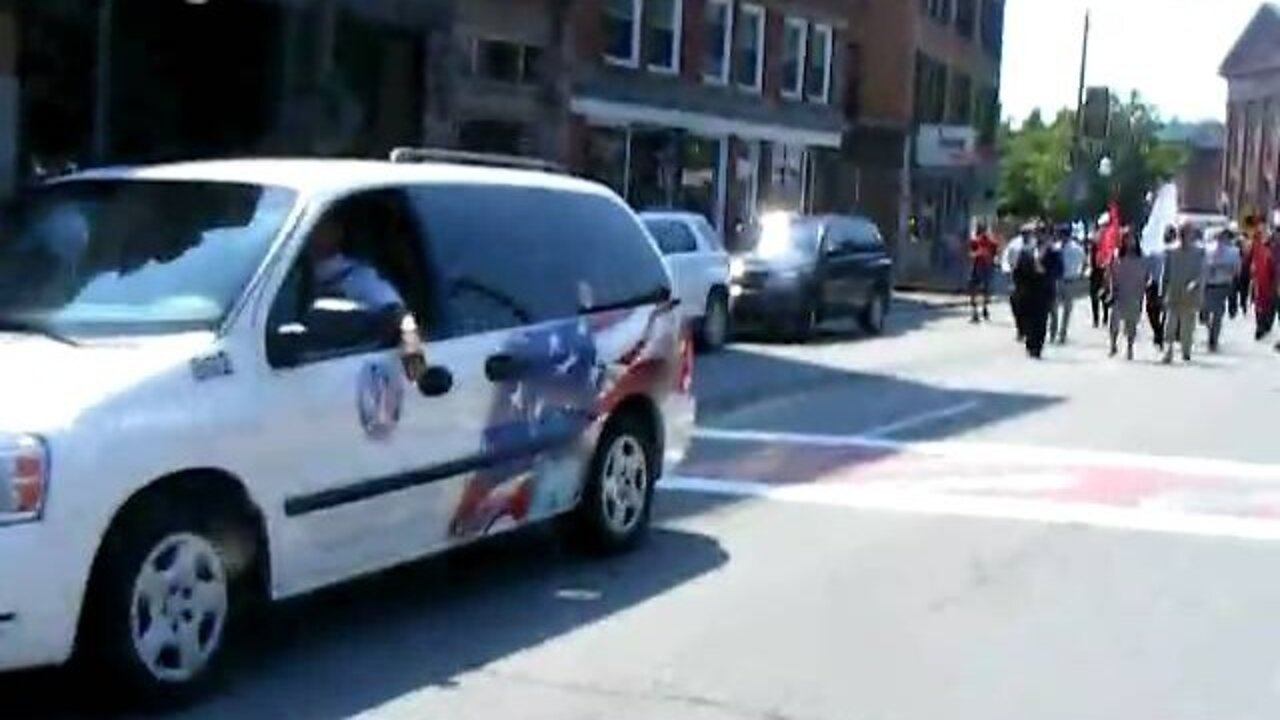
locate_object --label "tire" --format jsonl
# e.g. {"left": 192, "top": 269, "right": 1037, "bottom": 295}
{"left": 859, "top": 290, "right": 889, "bottom": 335}
{"left": 571, "top": 413, "right": 657, "bottom": 554}
{"left": 785, "top": 299, "right": 819, "bottom": 343}
{"left": 697, "top": 291, "right": 731, "bottom": 352}
{"left": 79, "top": 492, "right": 254, "bottom": 707}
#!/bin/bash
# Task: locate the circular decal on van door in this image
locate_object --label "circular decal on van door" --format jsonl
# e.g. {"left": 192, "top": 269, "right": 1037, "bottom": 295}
{"left": 357, "top": 360, "right": 404, "bottom": 440}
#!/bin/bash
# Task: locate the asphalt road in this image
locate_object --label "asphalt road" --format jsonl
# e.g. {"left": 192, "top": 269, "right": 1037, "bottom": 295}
{"left": 11, "top": 295, "right": 1280, "bottom": 720}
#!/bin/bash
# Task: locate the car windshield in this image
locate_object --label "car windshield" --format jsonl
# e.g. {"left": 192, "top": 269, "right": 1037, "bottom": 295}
{"left": 740, "top": 214, "right": 823, "bottom": 259}
{"left": 0, "top": 179, "right": 297, "bottom": 337}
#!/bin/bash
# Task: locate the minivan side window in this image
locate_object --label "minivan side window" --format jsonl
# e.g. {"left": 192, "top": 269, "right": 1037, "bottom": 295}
{"left": 645, "top": 218, "right": 699, "bottom": 255}
{"left": 266, "top": 189, "right": 433, "bottom": 367}
{"left": 409, "top": 184, "right": 671, "bottom": 337}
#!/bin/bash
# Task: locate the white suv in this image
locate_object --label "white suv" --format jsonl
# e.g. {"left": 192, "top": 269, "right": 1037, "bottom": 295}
{"left": 639, "top": 211, "right": 732, "bottom": 351}
{"left": 0, "top": 156, "right": 694, "bottom": 701}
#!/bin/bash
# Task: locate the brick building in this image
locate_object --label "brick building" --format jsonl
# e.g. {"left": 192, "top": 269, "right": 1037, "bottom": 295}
{"left": 1220, "top": 3, "right": 1280, "bottom": 220}
{"left": 843, "top": 0, "right": 1004, "bottom": 285}
{"left": 565, "top": 0, "right": 849, "bottom": 246}
{"left": 0, "top": 0, "right": 16, "bottom": 197}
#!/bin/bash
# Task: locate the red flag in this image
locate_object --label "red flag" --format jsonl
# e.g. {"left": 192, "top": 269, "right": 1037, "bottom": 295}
{"left": 1096, "top": 201, "right": 1120, "bottom": 266}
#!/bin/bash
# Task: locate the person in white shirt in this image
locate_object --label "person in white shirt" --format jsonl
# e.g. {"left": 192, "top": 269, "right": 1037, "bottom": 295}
{"left": 308, "top": 217, "right": 404, "bottom": 311}
{"left": 1203, "top": 227, "right": 1242, "bottom": 352}
{"left": 1050, "top": 226, "right": 1087, "bottom": 344}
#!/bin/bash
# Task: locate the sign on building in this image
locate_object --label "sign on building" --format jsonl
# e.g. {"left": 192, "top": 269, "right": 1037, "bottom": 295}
{"left": 915, "top": 124, "right": 978, "bottom": 168}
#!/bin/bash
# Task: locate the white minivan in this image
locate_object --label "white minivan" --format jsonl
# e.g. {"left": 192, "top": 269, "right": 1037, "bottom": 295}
{"left": 0, "top": 156, "right": 694, "bottom": 702}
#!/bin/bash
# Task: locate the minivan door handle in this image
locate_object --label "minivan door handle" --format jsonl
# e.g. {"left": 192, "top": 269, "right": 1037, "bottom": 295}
{"left": 485, "top": 353, "right": 527, "bottom": 382}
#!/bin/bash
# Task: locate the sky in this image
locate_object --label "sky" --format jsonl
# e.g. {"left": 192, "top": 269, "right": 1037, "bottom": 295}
{"left": 1000, "top": 0, "right": 1265, "bottom": 124}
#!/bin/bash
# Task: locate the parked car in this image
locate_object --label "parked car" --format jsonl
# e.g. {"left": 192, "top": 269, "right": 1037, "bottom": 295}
{"left": 0, "top": 153, "right": 694, "bottom": 702}
{"left": 730, "top": 212, "right": 893, "bottom": 341}
{"left": 639, "top": 211, "right": 732, "bottom": 352}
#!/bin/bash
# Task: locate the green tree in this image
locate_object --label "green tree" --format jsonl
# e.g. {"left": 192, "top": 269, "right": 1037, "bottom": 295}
{"left": 998, "top": 93, "right": 1188, "bottom": 225}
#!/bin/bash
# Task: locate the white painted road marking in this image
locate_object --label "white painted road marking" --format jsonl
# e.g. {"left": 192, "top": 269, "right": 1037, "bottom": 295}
{"left": 857, "top": 400, "right": 983, "bottom": 439}
{"left": 661, "top": 475, "right": 1280, "bottom": 542}
{"left": 691, "top": 428, "right": 1280, "bottom": 482}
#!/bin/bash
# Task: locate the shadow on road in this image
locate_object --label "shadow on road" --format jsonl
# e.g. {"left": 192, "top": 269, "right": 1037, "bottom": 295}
{"left": 2, "top": 525, "right": 728, "bottom": 719}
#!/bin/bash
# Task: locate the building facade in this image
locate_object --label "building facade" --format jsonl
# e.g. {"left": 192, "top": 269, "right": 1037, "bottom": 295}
{"left": 842, "top": 0, "right": 1003, "bottom": 285}
{"left": 0, "top": 0, "right": 16, "bottom": 197}
{"left": 565, "top": 0, "right": 849, "bottom": 247}
{"left": 1220, "top": 3, "right": 1280, "bottom": 221}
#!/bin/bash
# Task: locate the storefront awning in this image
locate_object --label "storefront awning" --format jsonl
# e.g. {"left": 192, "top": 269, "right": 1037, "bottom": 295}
{"left": 571, "top": 97, "right": 844, "bottom": 149}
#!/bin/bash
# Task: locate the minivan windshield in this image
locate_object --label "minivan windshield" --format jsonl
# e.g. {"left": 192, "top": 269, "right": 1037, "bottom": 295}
{"left": 740, "top": 214, "right": 823, "bottom": 260}
{"left": 0, "top": 179, "right": 297, "bottom": 337}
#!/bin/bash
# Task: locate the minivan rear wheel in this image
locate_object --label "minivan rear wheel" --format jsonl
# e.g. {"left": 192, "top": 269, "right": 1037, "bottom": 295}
{"left": 572, "top": 414, "right": 656, "bottom": 554}
{"left": 859, "top": 291, "right": 888, "bottom": 335}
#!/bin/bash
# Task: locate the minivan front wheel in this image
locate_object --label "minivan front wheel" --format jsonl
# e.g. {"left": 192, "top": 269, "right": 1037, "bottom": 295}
{"left": 573, "top": 414, "right": 656, "bottom": 553}
{"left": 81, "top": 496, "right": 249, "bottom": 705}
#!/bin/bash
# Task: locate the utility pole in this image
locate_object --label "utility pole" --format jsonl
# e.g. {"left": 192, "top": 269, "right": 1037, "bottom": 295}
{"left": 1073, "top": 10, "right": 1090, "bottom": 151}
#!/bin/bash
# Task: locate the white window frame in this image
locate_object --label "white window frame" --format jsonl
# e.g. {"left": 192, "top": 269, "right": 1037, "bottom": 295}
{"left": 645, "top": 0, "right": 683, "bottom": 74}
{"left": 806, "top": 23, "right": 833, "bottom": 104}
{"left": 737, "top": 3, "right": 766, "bottom": 94}
{"left": 781, "top": 17, "right": 808, "bottom": 100}
{"left": 604, "top": 0, "right": 643, "bottom": 68}
{"left": 703, "top": 0, "right": 734, "bottom": 85}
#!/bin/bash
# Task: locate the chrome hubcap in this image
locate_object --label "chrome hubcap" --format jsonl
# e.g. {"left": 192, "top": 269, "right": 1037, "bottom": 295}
{"left": 600, "top": 435, "right": 649, "bottom": 535}
{"left": 129, "top": 533, "right": 228, "bottom": 683}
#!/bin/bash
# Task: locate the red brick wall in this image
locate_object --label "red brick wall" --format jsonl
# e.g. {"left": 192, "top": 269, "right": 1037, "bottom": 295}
{"left": 681, "top": 0, "right": 706, "bottom": 81}
{"left": 572, "top": 0, "right": 605, "bottom": 66}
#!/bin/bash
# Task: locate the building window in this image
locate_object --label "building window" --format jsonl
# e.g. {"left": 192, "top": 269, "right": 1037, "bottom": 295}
{"left": 604, "top": 0, "right": 642, "bottom": 67}
{"left": 948, "top": 72, "right": 971, "bottom": 124}
{"left": 975, "top": 85, "right": 998, "bottom": 144}
{"left": 704, "top": 0, "right": 733, "bottom": 84}
{"left": 780, "top": 18, "right": 807, "bottom": 100}
{"left": 923, "top": 0, "right": 952, "bottom": 24}
{"left": 736, "top": 3, "right": 765, "bottom": 93}
{"left": 914, "top": 53, "right": 947, "bottom": 124}
{"left": 806, "top": 24, "right": 833, "bottom": 104}
{"left": 645, "top": 0, "right": 682, "bottom": 73}
{"left": 730, "top": 140, "right": 762, "bottom": 241}
{"left": 471, "top": 39, "right": 545, "bottom": 85}
{"left": 980, "top": 0, "right": 1004, "bottom": 58}
{"left": 768, "top": 143, "right": 810, "bottom": 213}
{"left": 956, "top": 0, "right": 976, "bottom": 38}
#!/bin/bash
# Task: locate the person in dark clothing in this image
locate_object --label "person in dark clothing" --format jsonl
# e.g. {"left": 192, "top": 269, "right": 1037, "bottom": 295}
{"left": 1014, "top": 232, "right": 1057, "bottom": 359}
{"left": 1146, "top": 226, "right": 1174, "bottom": 349}
{"left": 1230, "top": 223, "right": 1250, "bottom": 319}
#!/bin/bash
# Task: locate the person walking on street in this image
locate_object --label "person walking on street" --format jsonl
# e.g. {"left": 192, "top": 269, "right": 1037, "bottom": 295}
{"left": 1146, "top": 226, "right": 1174, "bottom": 349}
{"left": 969, "top": 224, "right": 999, "bottom": 323}
{"left": 1089, "top": 214, "right": 1116, "bottom": 328}
{"left": 1050, "top": 225, "right": 1087, "bottom": 344}
{"left": 1203, "top": 227, "right": 1242, "bottom": 352}
{"left": 1162, "top": 224, "right": 1208, "bottom": 364}
{"left": 1109, "top": 229, "right": 1149, "bottom": 360}
{"left": 1229, "top": 221, "right": 1250, "bottom": 318}
{"left": 1251, "top": 224, "right": 1276, "bottom": 340}
{"left": 1003, "top": 223, "right": 1034, "bottom": 341}
{"left": 1015, "top": 230, "right": 1057, "bottom": 359}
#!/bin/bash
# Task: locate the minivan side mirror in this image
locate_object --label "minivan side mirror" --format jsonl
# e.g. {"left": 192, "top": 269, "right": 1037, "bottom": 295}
{"left": 268, "top": 299, "right": 401, "bottom": 367}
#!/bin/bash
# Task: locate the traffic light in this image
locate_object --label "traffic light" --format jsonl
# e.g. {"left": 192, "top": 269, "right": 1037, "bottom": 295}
{"left": 1082, "top": 87, "right": 1110, "bottom": 140}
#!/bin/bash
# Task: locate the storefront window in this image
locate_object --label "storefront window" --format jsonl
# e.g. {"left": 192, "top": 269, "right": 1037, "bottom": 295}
{"left": 729, "top": 140, "right": 762, "bottom": 249}
{"left": 630, "top": 129, "right": 681, "bottom": 210}
{"left": 768, "top": 143, "right": 808, "bottom": 212}
{"left": 678, "top": 136, "right": 722, "bottom": 226}
{"left": 585, "top": 126, "right": 629, "bottom": 198}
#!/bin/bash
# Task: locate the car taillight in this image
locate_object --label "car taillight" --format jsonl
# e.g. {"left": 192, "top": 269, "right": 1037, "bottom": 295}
{"left": 677, "top": 329, "right": 694, "bottom": 394}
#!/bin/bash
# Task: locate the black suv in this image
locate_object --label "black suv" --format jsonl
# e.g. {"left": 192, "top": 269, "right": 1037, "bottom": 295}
{"left": 730, "top": 213, "right": 893, "bottom": 341}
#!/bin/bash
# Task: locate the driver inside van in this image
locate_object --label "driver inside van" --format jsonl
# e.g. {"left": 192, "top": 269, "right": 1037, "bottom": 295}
{"left": 308, "top": 216, "right": 404, "bottom": 311}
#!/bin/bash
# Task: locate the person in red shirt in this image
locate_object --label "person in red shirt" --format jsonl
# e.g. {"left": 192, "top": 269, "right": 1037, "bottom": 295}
{"left": 969, "top": 224, "right": 999, "bottom": 323}
{"left": 1253, "top": 223, "right": 1277, "bottom": 340}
